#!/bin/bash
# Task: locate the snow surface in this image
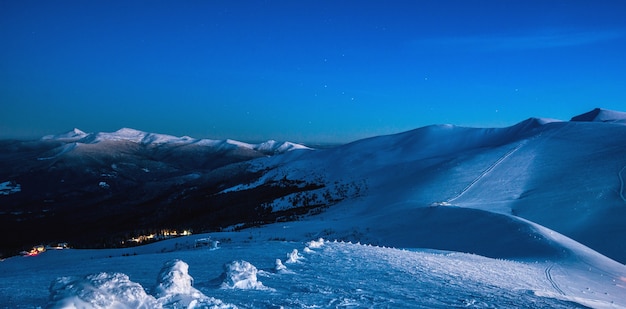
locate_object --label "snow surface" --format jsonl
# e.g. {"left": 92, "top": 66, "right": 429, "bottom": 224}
{"left": 1, "top": 232, "right": 624, "bottom": 308}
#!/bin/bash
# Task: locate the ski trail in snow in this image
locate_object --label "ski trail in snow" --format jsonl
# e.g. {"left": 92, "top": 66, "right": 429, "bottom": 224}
{"left": 618, "top": 165, "right": 626, "bottom": 204}
{"left": 447, "top": 141, "right": 527, "bottom": 204}
{"left": 544, "top": 265, "right": 565, "bottom": 296}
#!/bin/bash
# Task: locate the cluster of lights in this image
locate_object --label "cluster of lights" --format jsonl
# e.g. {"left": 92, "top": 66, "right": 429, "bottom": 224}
{"left": 21, "top": 243, "right": 69, "bottom": 257}
{"left": 23, "top": 245, "right": 46, "bottom": 257}
{"left": 125, "top": 229, "right": 192, "bottom": 244}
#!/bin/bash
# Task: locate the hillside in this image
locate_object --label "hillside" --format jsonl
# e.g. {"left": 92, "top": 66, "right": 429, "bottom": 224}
{"left": 226, "top": 109, "right": 626, "bottom": 263}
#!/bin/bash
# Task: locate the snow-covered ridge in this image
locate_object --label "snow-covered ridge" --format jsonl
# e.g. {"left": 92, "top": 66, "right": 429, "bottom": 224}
{"left": 254, "top": 140, "right": 310, "bottom": 153}
{"left": 41, "top": 128, "right": 88, "bottom": 141}
{"left": 41, "top": 128, "right": 312, "bottom": 154}
{"left": 571, "top": 108, "right": 626, "bottom": 124}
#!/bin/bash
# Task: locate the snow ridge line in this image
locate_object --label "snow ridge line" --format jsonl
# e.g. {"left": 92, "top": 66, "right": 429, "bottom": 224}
{"left": 544, "top": 265, "right": 565, "bottom": 295}
{"left": 447, "top": 141, "right": 527, "bottom": 203}
{"left": 618, "top": 165, "right": 626, "bottom": 204}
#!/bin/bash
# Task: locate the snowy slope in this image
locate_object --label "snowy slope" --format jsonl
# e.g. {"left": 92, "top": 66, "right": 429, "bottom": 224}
{"left": 230, "top": 109, "right": 626, "bottom": 263}
{"left": 571, "top": 108, "right": 626, "bottom": 124}
{"left": 41, "top": 128, "right": 88, "bottom": 141}
{"left": 1, "top": 229, "right": 624, "bottom": 308}
{"left": 2, "top": 108, "right": 626, "bottom": 308}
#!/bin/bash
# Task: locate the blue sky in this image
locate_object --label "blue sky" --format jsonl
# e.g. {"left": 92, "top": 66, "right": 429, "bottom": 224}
{"left": 1, "top": 1, "right": 625, "bottom": 143}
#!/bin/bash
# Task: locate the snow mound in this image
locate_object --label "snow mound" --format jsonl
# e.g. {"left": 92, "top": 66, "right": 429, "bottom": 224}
{"left": 306, "top": 238, "right": 325, "bottom": 249}
{"left": 155, "top": 259, "right": 234, "bottom": 309}
{"left": 274, "top": 259, "right": 292, "bottom": 274}
{"left": 571, "top": 108, "right": 626, "bottom": 124}
{"left": 48, "top": 272, "right": 159, "bottom": 309}
{"left": 48, "top": 261, "right": 235, "bottom": 309}
{"left": 220, "top": 260, "right": 272, "bottom": 291}
{"left": 285, "top": 249, "right": 304, "bottom": 263}
{"left": 155, "top": 259, "right": 195, "bottom": 297}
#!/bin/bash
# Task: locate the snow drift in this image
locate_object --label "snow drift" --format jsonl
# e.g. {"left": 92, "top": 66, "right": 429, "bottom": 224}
{"left": 48, "top": 272, "right": 160, "bottom": 309}
{"left": 47, "top": 260, "right": 235, "bottom": 309}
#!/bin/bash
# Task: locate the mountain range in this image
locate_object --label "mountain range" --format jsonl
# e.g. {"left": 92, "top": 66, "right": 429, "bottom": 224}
{"left": 2, "top": 108, "right": 626, "bottom": 308}
{"left": 1, "top": 108, "right": 626, "bottom": 263}
{"left": 0, "top": 128, "right": 314, "bottom": 257}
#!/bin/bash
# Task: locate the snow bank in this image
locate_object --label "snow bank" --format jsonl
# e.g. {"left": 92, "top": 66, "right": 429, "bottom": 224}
{"left": 48, "top": 260, "right": 235, "bottom": 309}
{"left": 48, "top": 272, "right": 159, "bottom": 309}
{"left": 220, "top": 260, "right": 272, "bottom": 291}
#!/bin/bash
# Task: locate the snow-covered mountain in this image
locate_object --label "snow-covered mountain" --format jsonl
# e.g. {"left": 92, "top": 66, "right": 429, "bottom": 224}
{"left": 0, "top": 129, "right": 314, "bottom": 258}
{"left": 1, "top": 108, "right": 626, "bottom": 308}
{"left": 41, "top": 127, "right": 311, "bottom": 155}
{"left": 229, "top": 109, "right": 626, "bottom": 263}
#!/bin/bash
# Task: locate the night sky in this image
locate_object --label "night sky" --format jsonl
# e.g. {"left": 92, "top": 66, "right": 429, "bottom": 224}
{"left": 2, "top": 1, "right": 625, "bottom": 144}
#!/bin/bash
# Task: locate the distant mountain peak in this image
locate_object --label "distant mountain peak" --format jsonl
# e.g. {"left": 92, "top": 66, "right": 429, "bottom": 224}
{"left": 254, "top": 140, "right": 311, "bottom": 154}
{"left": 114, "top": 127, "right": 145, "bottom": 135}
{"left": 571, "top": 108, "right": 626, "bottom": 124}
{"left": 41, "top": 128, "right": 89, "bottom": 141}
{"left": 72, "top": 128, "right": 87, "bottom": 135}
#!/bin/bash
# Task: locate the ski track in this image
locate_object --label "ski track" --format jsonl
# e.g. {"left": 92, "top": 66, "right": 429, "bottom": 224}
{"left": 618, "top": 165, "right": 626, "bottom": 204}
{"left": 545, "top": 265, "right": 566, "bottom": 296}
{"left": 447, "top": 140, "right": 527, "bottom": 203}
